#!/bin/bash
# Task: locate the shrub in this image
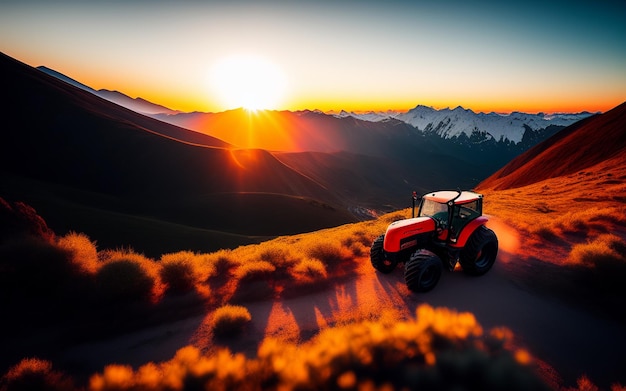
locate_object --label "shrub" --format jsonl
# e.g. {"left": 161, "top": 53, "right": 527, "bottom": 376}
{"left": 569, "top": 234, "right": 626, "bottom": 266}
{"left": 0, "top": 198, "right": 55, "bottom": 242}
{"left": 88, "top": 305, "right": 551, "bottom": 391}
{"left": 212, "top": 305, "right": 252, "bottom": 337}
{"left": 260, "top": 246, "right": 299, "bottom": 269}
{"left": 236, "top": 260, "right": 276, "bottom": 282}
{"left": 569, "top": 234, "right": 626, "bottom": 300}
{"left": 208, "top": 252, "right": 237, "bottom": 276}
{"left": 57, "top": 231, "right": 99, "bottom": 274}
{"left": 307, "top": 241, "right": 354, "bottom": 276}
{"left": 341, "top": 229, "right": 374, "bottom": 257}
{"left": 159, "top": 251, "right": 198, "bottom": 295}
{"left": 290, "top": 258, "right": 327, "bottom": 284}
{"left": 95, "top": 258, "right": 155, "bottom": 303}
{"left": 0, "top": 358, "right": 75, "bottom": 391}
{"left": 0, "top": 236, "right": 79, "bottom": 303}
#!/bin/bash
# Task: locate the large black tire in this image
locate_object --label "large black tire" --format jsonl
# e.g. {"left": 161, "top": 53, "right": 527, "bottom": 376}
{"left": 459, "top": 226, "right": 498, "bottom": 276}
{"left": 404, "top": 250, "right": 443, "bottom": 292}
{"left": 370, "top": 235, "right": 397, "bottom": 274}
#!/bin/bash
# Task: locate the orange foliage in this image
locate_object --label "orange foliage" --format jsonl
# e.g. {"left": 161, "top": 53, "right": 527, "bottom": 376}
{"left": 211, "top": 305, "right": 252, "bottom": 337}
{"left": 57, "top": 231, "right": 99, "bottom": 274}
{"left": 1, "top": 358, "right": 75, "bottom": 390}
{"left": 569, "top": 234, "right": 626, "bottom": 266}
{"left": 86, "top": 304, "right": 549, "bottom": 391}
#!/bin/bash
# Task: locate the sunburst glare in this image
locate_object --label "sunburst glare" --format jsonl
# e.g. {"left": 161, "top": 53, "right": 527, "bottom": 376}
{"left": 209, "top": 54, "right": 287, "bottom": 111}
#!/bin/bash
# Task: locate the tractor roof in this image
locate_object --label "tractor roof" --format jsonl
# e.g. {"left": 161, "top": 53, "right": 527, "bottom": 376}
{"left": 422, "top": 190, "right": 482, "bottom": 205}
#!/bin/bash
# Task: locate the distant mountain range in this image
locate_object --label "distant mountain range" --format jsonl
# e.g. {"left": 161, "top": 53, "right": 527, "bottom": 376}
{"left": 0, "top": 53, "right": 613, "bottom": 256}
{"left": 38, "top": 65, "right": 592, "bottom": 149}
{"left": 337, "top": 106, "right": 593, "bottom": 144}
{"left": 37, "top": 66, "right": 181, "bottom": 116}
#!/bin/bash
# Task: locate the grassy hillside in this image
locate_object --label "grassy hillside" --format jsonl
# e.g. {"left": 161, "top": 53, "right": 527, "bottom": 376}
{"left": 3, "top": 191, "right": 626, "bottom": 390}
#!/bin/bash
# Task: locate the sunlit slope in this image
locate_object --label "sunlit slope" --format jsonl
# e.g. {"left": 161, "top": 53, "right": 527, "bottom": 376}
{"left": 475, "top": 104, "right": 626, "bottom": 325}
{"left": 0, "top": 53, "right": 357, "bottom": 255}
{"left": 154, "top": 108, "right": 424, "bottom": 153}
{"left": 478, "top": 101, "right": 626, "bottom": 190}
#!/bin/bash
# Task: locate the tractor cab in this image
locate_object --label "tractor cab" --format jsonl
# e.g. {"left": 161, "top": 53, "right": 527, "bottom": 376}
{"left": 418, "top": 191, "right": 483, "bottom": 244}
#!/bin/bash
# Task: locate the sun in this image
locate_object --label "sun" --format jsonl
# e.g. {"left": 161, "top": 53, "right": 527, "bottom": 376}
{"left": 210, "top": 55, "right": 287, "bottom": 111}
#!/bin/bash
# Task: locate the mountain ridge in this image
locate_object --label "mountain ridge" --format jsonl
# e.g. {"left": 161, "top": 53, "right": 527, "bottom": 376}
{"left": 477, "top": 102, "right": 626, "bottom": 190}
{"left": 336, "top": 105, "right": 594, "bottom": 144}
{"left": 38, "top": 65, "right": 591, "bottom": 149}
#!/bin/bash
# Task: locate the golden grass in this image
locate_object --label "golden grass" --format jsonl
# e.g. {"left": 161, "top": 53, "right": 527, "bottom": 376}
{"left": 235, "top": 260, "right": 276, "bottom": 281}
{"left": 480, "top": 162, "right": 626, "bottom": 227}
{"left": 56, "top": 231, "right": 99, "bottom": 274}
{"left": 290, "top": 258, "right": 328, "bottom": 284}
{"left": 569, "top": 234, "right": 626, "bottom": 266}
{"left": 479, "top": 163, "right": 626, "bottom": 267}
{"left": 5, "top": 188, "right": 626, "bottom": 390}
{"left": 158, "top": 251, "right": 200, "bottom": 294}
{"left": 85, "top": 304, "right": 552, "bottom": 391}
{"left": 1, "top": 357, "right": 75, "bottom": 391}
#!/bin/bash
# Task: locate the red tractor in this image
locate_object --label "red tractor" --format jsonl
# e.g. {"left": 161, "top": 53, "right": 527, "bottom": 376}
{"left": 370, "top": 190, "right": 498, "bottom": 292}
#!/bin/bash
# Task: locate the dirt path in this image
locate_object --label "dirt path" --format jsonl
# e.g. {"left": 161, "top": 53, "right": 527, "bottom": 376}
{"left": 58, "top": 222, "right": 626, "bottom": 389}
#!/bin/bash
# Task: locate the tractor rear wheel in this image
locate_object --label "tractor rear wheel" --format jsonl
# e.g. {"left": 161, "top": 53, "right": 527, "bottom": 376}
{"left": 404, "top": 250, "right": 443, "bottom": 292}
{"left": 370, "top": 235, "right": 397, "bottom": 274}
{"left": 459, "top": 226, "right": 498, "bottom": 276}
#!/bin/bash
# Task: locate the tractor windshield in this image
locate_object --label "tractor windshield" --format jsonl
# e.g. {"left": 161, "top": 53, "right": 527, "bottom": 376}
{"left": 419, "top": 199, "right": 448, "bottom": 220}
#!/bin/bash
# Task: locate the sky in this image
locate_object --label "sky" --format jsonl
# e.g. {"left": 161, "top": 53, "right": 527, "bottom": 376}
{"left": 1, "top": 0, "right": 625, "bottom": 114}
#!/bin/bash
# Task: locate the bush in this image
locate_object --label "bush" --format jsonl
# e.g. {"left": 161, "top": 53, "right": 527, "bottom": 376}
{"left": 341, "top": 229, "right": 373, "bottom": 257}
{"left": 57, "top": 231, "right": 99, "bottom": 274}
{"left": 307, "top": 241, "right": 354, "bottom": 277}
{"left": 236, "top": 260, "right": 276, "bottom": 282}
{"left": 0, "top": 358, "right": 75, "bottom": 391}
{"left": 209, "top": 252, "right": 237, "bottom": 276}
{"left": 159, "top": 252, "right": 198, "bottom": 295}
{"left": 95, "top": 258, "right": 155, "bottom": 303}
{"left": 0, "top": 198, "right": 54, "bottom": 242}
{"left": 290, "top": 258, "right": 327, "bottom": 284}
{"left": 569, "top": 234, "right": 626, "bottom": 266}
{"left": 212, "top": 305, "right": 252, "bottom": 337}
{"left": 260, "top": 246, "right": 299, "bottom": 269}
{"left": 0, "top": 236, "right": 79, "bottom": 303}
{"left": 88, "top": 305, "right": 551, "bottom": 391}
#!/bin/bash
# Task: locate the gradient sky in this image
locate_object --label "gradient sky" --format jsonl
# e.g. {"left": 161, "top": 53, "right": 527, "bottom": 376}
{"left": 1, "top": 0, "right": 625, "bottom": 114}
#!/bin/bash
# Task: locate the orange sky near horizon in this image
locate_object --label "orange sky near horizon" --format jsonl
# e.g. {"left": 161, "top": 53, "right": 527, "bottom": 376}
{"left": 1, "top": 1, "right": 625, "bottom": 115}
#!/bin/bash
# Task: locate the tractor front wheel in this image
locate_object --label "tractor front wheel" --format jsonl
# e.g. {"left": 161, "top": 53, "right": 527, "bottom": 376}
{"left": 459, "top": 226, "right": 498, "bottom": 276}
{"left": 404, "top": 250, "right": 443, "bottom": 292}
{"left": 370, "top": 235, "right": 397, "bottom": 274}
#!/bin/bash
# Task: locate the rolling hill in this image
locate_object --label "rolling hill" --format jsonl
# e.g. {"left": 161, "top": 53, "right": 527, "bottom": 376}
{"left": 0, "top": 52, "right": 357, "bottom": 256}
{"left": 478, "top": 101, "right": 626, "bottom": 190}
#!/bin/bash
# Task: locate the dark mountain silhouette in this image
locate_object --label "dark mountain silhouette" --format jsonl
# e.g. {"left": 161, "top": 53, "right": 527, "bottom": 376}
{"left": 477, "top": 102, "right": 626, "bottom": 190}
{"left": 154, "top": 109, "right": 530, "bottom": 205}
{"left": 37, "top": 66, "right": 179, "bottom": 115}
{"left": 0, "top": 52, "right": 356, "bottom": 255}
{"left": 95, "top": 89, "right": 180, "bottom": 115}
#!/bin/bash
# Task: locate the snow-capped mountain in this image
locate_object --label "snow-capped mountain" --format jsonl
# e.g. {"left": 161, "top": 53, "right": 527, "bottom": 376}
{"left": 336, "top": 105, "right": 594, "bottom": 144}
{"left": 334, "top": 110, "right": 399, "bottom": 122}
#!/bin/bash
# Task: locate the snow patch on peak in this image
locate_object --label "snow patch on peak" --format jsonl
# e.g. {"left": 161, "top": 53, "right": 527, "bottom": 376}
{"left": 392, "top": 105, "right": 592, "bottom": 144}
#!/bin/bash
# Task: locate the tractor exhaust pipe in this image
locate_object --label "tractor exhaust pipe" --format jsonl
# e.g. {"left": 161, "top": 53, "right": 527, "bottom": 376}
{"left": 412, "top": 191, "right": 418, "bottom": 218}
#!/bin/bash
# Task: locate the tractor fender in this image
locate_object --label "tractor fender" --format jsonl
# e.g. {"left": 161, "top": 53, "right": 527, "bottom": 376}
{"left": 383, "top": 217, "right": 436, "bottom": 253}
{"left": 450, "top": 216, "right": 488, "bottom": 248}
